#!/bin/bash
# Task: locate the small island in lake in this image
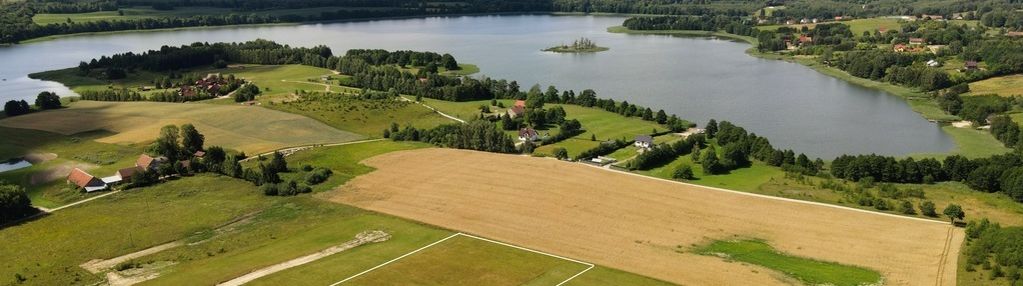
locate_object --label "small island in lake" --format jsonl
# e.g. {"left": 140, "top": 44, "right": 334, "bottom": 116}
{"left": 543, "top": 37, "right": 608, "bottom": 53}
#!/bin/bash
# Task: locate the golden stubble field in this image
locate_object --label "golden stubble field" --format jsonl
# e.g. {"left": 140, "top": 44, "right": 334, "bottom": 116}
{"left": 328, "top": 148, "right": 963, "bottom": 286}
{"left": 0, "top": 101, "right": 363, "bottom": 154}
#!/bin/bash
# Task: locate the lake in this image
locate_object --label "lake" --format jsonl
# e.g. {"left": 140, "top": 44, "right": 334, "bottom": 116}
{"left": 0, "top": 14, "right": 954, "bottom": 158}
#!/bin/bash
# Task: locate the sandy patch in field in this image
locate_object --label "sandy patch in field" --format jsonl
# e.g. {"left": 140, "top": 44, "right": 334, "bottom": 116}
{"left": 24, "top": 153, "right": 57, "bottom": 164}
{"left": 30, "top": 162, "right": 99, "bottom": 185}
{"left": 328, "top": 148, "right": 963, "bottom": 286}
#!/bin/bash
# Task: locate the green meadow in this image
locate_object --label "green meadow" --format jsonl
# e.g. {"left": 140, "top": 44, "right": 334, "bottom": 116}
{"left": 697, "top": 239, "right": 882, "bottom": 286}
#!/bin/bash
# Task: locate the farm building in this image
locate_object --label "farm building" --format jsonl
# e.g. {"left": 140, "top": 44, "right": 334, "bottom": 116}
{"left": 67, "top": 168, "right": 107, "bottom": 192}
{"left": 518, "top": 128, "right": 540, "bottom": 142}
{"left": 634, "top": 135, "right": 654, "bottom": 150}
{"left": 909, "top": 38, "right": 926, "bottom": 45}
{"left": 193, "top": 150, "right": 206, "bottom": 158}
{"left": 136, "top": 154, "right": 167, "bottom": 171}
{"left": 926, "top": 59, "right": 941, "bottom": 67}
{"left": 964, "top": 61, "right": 979, "bottom": 71}
{"left": 507, "top": 105, "right": 526, "bottom": 119}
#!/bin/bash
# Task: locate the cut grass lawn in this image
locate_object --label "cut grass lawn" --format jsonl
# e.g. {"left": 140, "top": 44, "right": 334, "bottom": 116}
{"left": 0, "top": 100, "right": 363, "bottom": 154}
{"left": 318, "top": 234, "right": 590, "bottom": 286}
{"left": 697, "top": 239, "right": 881, "bottom": 286}
{"left": 968, "top": 74, "right": 1023, "bottom": 97}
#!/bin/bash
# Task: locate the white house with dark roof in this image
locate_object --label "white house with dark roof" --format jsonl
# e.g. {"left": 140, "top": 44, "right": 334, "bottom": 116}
{"left": 634, "top": 135, "right": 654, "bottom": 150}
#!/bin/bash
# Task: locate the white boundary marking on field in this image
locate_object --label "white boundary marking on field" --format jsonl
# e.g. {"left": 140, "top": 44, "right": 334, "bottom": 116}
{"left": 583, "top": 163, "right": 950, "bottom": 225}
{"left": 328, "top": 232, "right": 594, "bottom": 286}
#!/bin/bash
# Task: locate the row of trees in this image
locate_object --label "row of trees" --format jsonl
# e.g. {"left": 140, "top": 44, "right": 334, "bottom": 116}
{"left": 3, "top": 92, "right": 63, "bottom": 117}
{"left": 831, "top": 153, "right": 1023, "bottom": 201}
{"left": 389, "top": 120, "right": 517, "bottom": 153}
{"left": 622, "top": 15, "right": 760, "bottom": 38}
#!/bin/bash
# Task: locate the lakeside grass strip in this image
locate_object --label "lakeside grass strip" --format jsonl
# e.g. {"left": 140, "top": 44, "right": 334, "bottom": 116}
{"left": 697, "top": 239, "right": 882, "bottom": 286}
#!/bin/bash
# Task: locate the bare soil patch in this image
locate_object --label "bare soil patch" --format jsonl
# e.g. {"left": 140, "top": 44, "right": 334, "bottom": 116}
{"left": 23, "top": 152, "right": 57, "bottom": 163}
{"left": 328, "top": 148, "right": 963, "bottom": 286}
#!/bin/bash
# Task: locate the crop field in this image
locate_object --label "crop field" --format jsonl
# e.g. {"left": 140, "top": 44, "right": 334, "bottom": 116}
{"left": 329, "top": 148, "right": 963, "bottom": 285}
{"left": 270, "top": 95, "right": 454, "bottom": 137}
{"left": 0, "top": 101, "right": 363, "bottom": 154}
{"left": 968, "top": 74, "right": 1023, "bottom": 97}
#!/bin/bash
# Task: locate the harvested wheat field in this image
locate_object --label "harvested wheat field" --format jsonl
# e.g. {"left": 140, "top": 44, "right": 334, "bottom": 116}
{"left": 328, "top": 148, "right": 963, "bottom": 286}
{"left": 0, "top": 101, "right": 363, "bottom": 154}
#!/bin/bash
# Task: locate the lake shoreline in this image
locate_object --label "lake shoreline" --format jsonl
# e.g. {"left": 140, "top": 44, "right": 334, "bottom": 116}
{"left": 607, "top": 25, "right": 998, "bottom": 158}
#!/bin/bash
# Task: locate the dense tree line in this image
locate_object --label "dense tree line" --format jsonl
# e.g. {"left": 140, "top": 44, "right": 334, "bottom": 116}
{"left": 574, "top": 139, "right": 630, "bottom": 161}
{"left": 390, "top": 120, "right": 516, "bottom": 153}
{"left": 622, "top": 15, "right": 759, "bottom": 38}
{"left": 832, "top": 152, "right": 1023, "bottom": 201}
{"left": 0, "top": 182, "right": 37, "bottom": 225}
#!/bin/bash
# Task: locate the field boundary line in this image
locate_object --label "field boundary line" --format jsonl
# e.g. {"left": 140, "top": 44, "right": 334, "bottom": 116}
{"left": 328, "top": 232, "right": 594, "bottom": 286}
{"left": 581, "top": 163, "right": 949, "bottom": 225}
{"left": 327, "top": 233, "right": 460, "bottom": 286}
{"left": 457, "top": 233, "right": 594, "bottom": 286}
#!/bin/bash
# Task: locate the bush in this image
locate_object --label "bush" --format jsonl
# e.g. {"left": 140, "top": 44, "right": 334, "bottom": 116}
{"left": 304, "top": 167, "right": 333, "bottom": 185}
{"left": 673, "top": 164, "right": 695, "bottom": 180}
{"left": 919, "top": 200, "right": 937, "bottom": 217}
{"left": 0, "top": 183, "right": 36, "bottom": 224}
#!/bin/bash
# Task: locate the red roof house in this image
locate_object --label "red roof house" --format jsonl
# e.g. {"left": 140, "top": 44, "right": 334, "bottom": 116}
{"left": 67, "top": 168, "right": 106, "bottom": 192}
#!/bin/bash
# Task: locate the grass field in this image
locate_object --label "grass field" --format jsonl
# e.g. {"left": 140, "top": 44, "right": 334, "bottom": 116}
{"left": 330, "top": 148, "right": 962, "bottom": 285}
{"left": 911, "top": 125, "right": 1012, "bottom": 159}
{"left": 0, "top": 176, "right": 274, "bottom": 285}
{"left": 335, "top": 234, "right": 590, "bottom": 285}
{"left": 31, "top": 6, "right": 401, "bottom": 25}
{"left": 640, "top": 154, "right": 785, "bottom": 192}
{"left": 0, "top": 127, "right": 142, "bottom": 208}
{"left": 0, "top": 101, "right": 363, "bottom": 154}
{"left": 697, "top": 239, "right": 881, "bottom": 286}
{"left": 246, "top": 140, "right": 432, "bottom": 192}
{"left": 412, "top": 97, "right": 671, "bottom": 157}
{"left": 968, "top": 74, "right": 1023, "bottom": 97}
{"left": 269, "top": 95, "right": 454, "bottom": 137}
{"left": 757, "top": 17, "right": 905, "bottom": 36}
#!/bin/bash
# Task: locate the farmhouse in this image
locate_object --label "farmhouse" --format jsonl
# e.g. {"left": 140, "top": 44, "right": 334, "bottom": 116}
{"left": 921, "top": 14, "right": 944, "bottom": 21}
{"left": 518, "top": 128, "right": 539, "bottom": 142}
{"left": 67, "top": 168, "right": 107, "bottom": 192}
{"left": 507, "top": 105, "right": 526, "bottom": 119}
{"left": 964, "top": 61, "right": 979, "bottom": 71}
{"left": 909, "top": 38, "right": 926, "bottom": 45}
{"left": 136, "top": 154, "right": 167, "bottom": 171}
{"left": 634, "top": 135, "right": 654, "bottom": 150}
{"left": 798, "top": 35, "right": 813, "bottom": 45}
{"left": 893, "top": 44, "right": 907, "bottom": 52}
